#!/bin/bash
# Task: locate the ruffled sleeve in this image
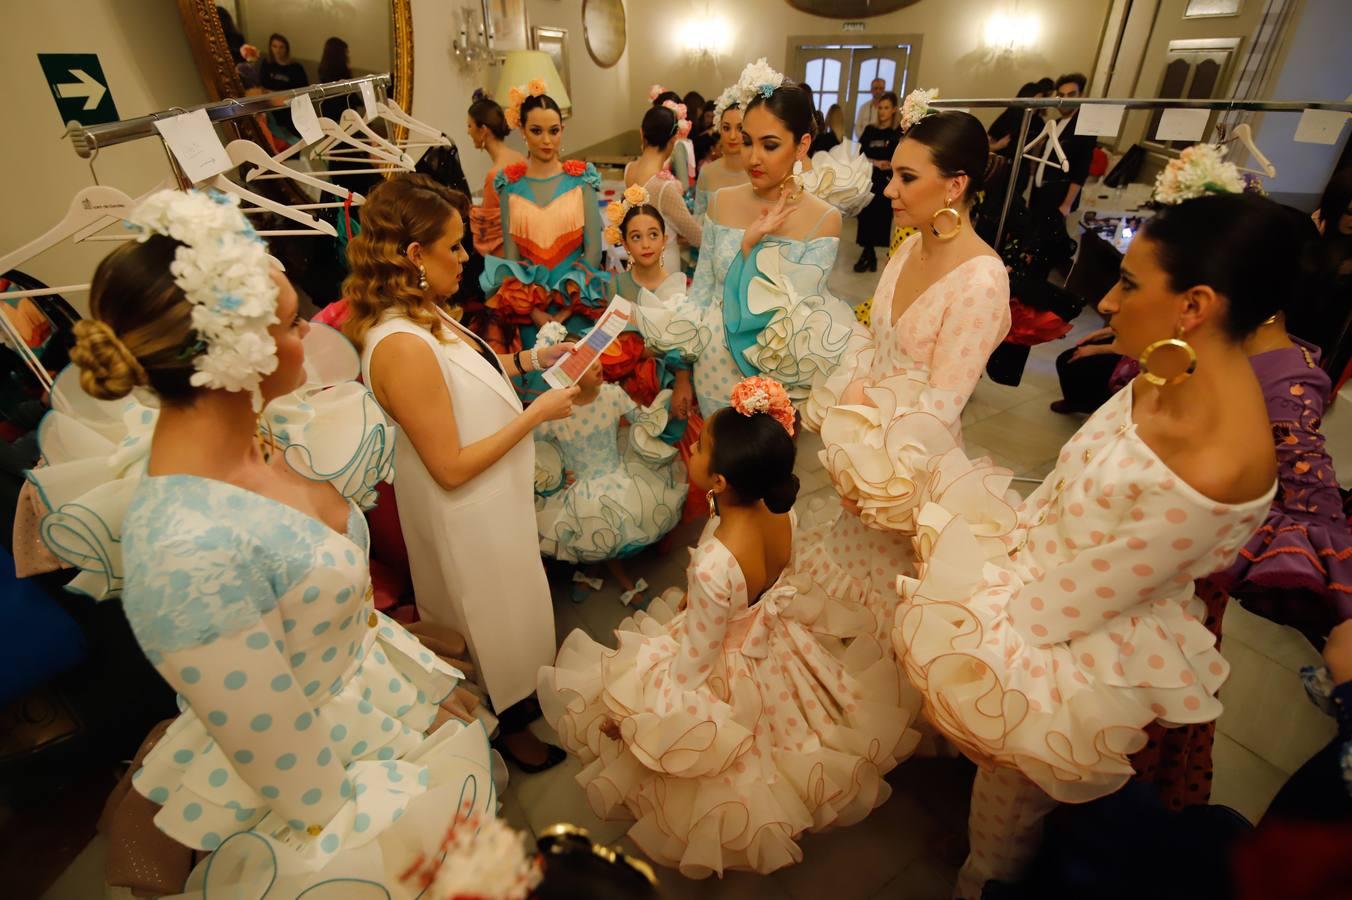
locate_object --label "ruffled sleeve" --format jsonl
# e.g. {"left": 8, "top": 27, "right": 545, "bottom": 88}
{"left": 471, "top": 170, "right": 505, "bottom": 257}
{"left": 802, "top": 141, "right": 875, "bottom": 217}
{"left": 633, "top": 284, "right": 716, "bottom": 362}
{"left": 533, "top": 432, "right": 566, "bottom": 498}
{"left": 619, "top": 387, "right": 680, "bottom": 467}
{"left": 669, "top": 543, "right": 737, "bottom": 692}
{"left": 893, "top": 404, "right": 1276, "bottom": 803}
{"left": 927, "top": 257, "right": 1012, "bottom": 397}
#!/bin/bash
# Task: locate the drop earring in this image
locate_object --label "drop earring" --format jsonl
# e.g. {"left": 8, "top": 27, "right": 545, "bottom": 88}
{"left": 417, "top": 265, "right": 429, "bottom": 291}
{"left": 706, "top": 489, "right": 719, "bottom": 518}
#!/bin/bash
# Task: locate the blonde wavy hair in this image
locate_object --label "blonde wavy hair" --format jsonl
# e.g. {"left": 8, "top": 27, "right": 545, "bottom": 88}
{"left": 342, "top": 173, "right": 468, "bottom": 350}
{"left": 69, "top": 235, "right": 200, "bottom": 403}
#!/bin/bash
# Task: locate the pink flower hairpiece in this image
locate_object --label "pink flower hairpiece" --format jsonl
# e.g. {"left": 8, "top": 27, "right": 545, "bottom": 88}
{"left": 662, "top": 100, "right": 692, "bottom": 140}
{"left": 648, "top": 83, "right": 666, "bottom": 102}
{"left": 730, "top": 376, "right": 795, "bottom": 436}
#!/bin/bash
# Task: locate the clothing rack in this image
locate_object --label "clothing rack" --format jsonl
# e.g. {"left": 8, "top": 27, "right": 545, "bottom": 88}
{"left": 64, "top": 74, "right": 392, "bottom": 159}
{"left": 927, "top": 95, "right": 1352, "bottom": 247}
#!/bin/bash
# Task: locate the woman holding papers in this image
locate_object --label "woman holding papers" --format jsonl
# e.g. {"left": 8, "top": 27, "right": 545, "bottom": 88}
{"left": 345, "top": 174, "right": 574, "bottom": 773}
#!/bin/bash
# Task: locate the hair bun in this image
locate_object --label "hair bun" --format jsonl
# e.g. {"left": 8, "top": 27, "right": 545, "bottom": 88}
{"left": 762, "top": 473, "right": 800, "bottom": 515}
{"left": 70, "top": 319, "right": 149, "bottom": 400}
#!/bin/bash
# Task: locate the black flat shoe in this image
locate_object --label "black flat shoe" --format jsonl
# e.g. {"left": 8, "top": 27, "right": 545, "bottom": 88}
{"left": 853, "top": 250, "right": 877, "bottom": 273}
{"left": 496, "top": 740, "right": 568, "bottom": 774}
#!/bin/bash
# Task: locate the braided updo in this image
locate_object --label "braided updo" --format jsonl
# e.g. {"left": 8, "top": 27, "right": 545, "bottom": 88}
{"left": 69, "top": 234, "right": 199, "bottom": 403}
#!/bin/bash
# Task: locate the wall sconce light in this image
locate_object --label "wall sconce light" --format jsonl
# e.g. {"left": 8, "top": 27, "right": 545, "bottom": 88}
{"left": 452, "top": 4, "right": 493, "bottom": 73}
{"left": 983, "top": 13, "right": 1040, "bottom": 55}
{"left": 679, "top": 16, "right": 732, "bottom": 59}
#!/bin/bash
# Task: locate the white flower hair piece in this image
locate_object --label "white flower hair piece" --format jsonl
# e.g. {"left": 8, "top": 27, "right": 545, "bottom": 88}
{"left": 899, "top": 88, "right": 939, "bottom": 132}
{"left": 712, "top": 85, "right": 741, "bottom": 122}
{"left": 404, "top": 814, "right": 542, "bottom": 900}
{"left": 733, "top": 58, "right": 785, "bottom": 110}
{"left": 128, "top": 189, "right": 280, "bottom": 411}
{"left": 1152, "top": 143, "right": 1245, "bottom": 206}
{"left": 535, "top": 320, "right": 568, "bottom": 350}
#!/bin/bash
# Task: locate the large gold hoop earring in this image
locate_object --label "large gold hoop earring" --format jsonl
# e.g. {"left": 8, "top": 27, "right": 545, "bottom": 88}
{"left": 706, "top": 489, "right": 719, "bottom": 518}
{"left": 930, "top": 201, "right": 962, "bottom": 241}
{"left": 1139, "top": 330, "right": 1197, "bottom": 387}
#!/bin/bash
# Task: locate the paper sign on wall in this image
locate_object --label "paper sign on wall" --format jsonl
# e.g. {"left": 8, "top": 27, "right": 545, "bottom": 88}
{"left": 1075, "top": 103, "right": 1125, "bottom": 137}
{"left": 153, "top": 109, "right": 230, "bottom": 184}
{"left": 360, "top": 81, "right": 378, "bottom": 121}
{"left": 1293, "top": 108, "right": 1349, "bottom": 145}
{"left": 290, "top": 94, "right": 324, "bottom": 144}
{"left": 1154, "top": 108, "right": 1209, "bottom": 142}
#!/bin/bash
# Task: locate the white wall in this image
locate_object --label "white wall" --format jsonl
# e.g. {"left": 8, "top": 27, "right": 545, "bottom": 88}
{"left": 0, "top": 0, "right": 207, "bottom": 312}
{"left": 1248, "top": 0, "right": 1351, "bottom": 201}
{"left": 623, "top": 0, "right": 1113, "bottom": 127}
{"left": 236, "top": 0, "right": 393, "bottom": 78}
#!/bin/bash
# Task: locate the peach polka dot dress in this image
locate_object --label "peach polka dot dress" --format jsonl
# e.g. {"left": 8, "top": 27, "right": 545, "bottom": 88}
{"left": 537, "top": 515, "right": 921, "bottom": 878}
{"left": 892, "top": 380, "right": 1276, "bottom": 804}
{"left": 796, "top": 233, "right": 1011, "bottom": 648}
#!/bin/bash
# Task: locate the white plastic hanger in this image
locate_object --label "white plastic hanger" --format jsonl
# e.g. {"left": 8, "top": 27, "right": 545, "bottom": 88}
{"left": 225, "top": 140, "right": 366, "bottom": 211}
{"left": 0, "top": 186, "right": 138, "bottom": 300}
{"left": 251, "top": 112, "right": 411, "bottom": 181}
{"left": 204, "top": 169, "right": 337, "bottom": 238}
{"left": 314, "top": 109, "right": 415, "bottom": 166}
{"left": 1220, "top": 123, "right": 1277, "bottom": 178}
{"left": 377, "top": 99, "right": 450, "bottom": 149}
{"left": 1022, "top": 115, "right": 1071, "bottom": 187}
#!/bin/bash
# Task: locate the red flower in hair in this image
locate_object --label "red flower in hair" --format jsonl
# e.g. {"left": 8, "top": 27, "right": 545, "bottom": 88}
{"left": 730, "top": 376, "right": 795, "bottom": 436}
{"left": 504, "top": 163, "right": 528, "bottom": 183}
{"left": 562, "top": 159, "right": 587, "bottom": 177}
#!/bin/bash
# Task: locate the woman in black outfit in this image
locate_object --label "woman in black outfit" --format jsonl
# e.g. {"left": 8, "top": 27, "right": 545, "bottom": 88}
{"left": 259, "top": 33, "right": 308, "bottom": 91}
{"left": 854, "top": 91, "right": 901, "bottom": 273}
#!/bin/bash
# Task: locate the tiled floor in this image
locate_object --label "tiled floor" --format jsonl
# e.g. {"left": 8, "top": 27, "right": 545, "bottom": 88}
{"left": 40, "top": 219, "right": 1348, "bottom": 899}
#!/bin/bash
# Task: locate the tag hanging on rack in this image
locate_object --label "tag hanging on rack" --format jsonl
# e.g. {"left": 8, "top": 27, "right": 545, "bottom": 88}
{"left": 1154, "top": 108, "right": 1209, "bottom": 142}
{"left": 290, "top": 94, "right": 324, "bottom": 145}
{"left": 1075, "top": 104, "right": 1125, "bottom": 137}
{"left": 153, "top": 109, "right": 230, "bottom": 183}
{"left": 359, "top": 81, "right": 378, "bottom": 122}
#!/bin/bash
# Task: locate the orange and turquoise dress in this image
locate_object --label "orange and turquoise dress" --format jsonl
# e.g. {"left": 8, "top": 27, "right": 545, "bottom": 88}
{"left": 480, "top": 160, "right": 611, "bottom": 398}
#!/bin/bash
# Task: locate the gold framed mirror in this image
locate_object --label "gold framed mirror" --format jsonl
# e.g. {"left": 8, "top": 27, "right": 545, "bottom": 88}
{"left": 174, "top": 0, "right": 413, "bottom": 134}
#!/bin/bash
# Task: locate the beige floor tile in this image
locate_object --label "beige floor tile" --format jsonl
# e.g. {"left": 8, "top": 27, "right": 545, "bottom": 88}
{"left": 507, "top": 749, "right": 633, "bottom": 847}
{"left": 1221, "top": 601, "right": 1325, "bottom": 672}
{"left": 617, "top": 836, "right": 793, "bottom": 898}
{"left": 1210, "top": 732, "right": 1291, "bottom": 824}
{"left": 1216, "top": 638, "right": 1335, "bottom": 775}
{"left": 962, "top": 398, "right": 1080, "bottom": 474}
{"left": 870, "top": 854, "right": 961, "bottom": 900}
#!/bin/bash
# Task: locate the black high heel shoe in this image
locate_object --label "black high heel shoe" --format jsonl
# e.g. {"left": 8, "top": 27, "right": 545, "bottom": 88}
{"left": 853, "top": 248, "right": 877, "bottom": 273}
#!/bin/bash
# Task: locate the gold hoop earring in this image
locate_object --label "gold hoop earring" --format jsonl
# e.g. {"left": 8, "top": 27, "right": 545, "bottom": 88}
{"left": 930, "top": 201, "right": 962, "bottom": 241}
{"left": 1139, "top": 328, "right": 1197, "bottom": 387}
{"left": 706, "top": 489, "right": 719, "bottom": 519}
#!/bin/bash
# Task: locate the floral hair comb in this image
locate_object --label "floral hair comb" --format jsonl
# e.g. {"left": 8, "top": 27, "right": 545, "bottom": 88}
{"left": 1152, "top": 143, "right": 1245, "bottom": 205}
{"left": 399, "top": 802, "right": 542, "bottom": 899}
{"left": 603, "top": 183, "right": 652, "bottom": 246}
{"left": 899, "top": 88, "right": 939, "bottom": 131}
{"left": 732, "top": 59, "right": 785, "bottom": 110}
{"left": 503, "top": 77, "right": 549, "bottom": 131}
{"left": 730, "top": 376, "right": 795, "bottom": 436}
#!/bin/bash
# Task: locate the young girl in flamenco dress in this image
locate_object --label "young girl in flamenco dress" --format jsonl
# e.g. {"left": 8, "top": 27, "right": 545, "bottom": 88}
{"left": 636, "top": 60, "right": 866, "bottom": 420}
{"left": 538, "top": 377, "right": 920, "bottom": 878}
{"left": 532, "top": 328, "right": 688, "bottom": 609}
{"left": 480, "top": 81, "right": 610, "bottom": 401}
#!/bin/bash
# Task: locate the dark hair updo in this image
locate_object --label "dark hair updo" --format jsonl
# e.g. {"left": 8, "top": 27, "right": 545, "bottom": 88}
{"left": 744, "top": 79, "right": 817, "bottom": 142}
{"left": 1142, "top": 192, "right": 1319, "bottom": 340}
{"left": 652, "top": 90, "right": 682, "bottom": 107}
{"left": 468, "top": 95, "right": 510, "bottom": 139}
{"left": 620, "top": 203, "right": 665, "bottom": 236}
{"left": 521, "top": 93, "right": 563, "bottom": 124}
{"left": 903, "top": 111, "right": 990, "bottom": 203}
{"left": 640, "top": 106, "right": 678, "bottom": 148}
{"left": 709, "top": 408, "right": 799, "bottom": 514}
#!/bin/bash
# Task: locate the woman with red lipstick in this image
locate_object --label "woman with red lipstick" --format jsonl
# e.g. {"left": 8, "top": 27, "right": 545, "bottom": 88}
{"left": 480, "top": 84, "right": 610, "bottom": 402}
{"left": 797, "top": 108, "right": 1010, "bottom": 655}
{"left": 636, "top": 60, "right": 864, "bottom": 419}
{"left": 693, "top": 89, "right": 750, "bottom": 218}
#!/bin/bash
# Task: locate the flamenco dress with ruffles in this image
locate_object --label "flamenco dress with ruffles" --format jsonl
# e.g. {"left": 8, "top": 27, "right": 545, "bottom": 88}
{"left": 537, "top": 515, "right": 921, "bottom": 878}
{"left": 633, "top": 188, "right": 866, "bottom": 419}
{"left": 480, "top": 161, "right": 612, "bottom": 401}
{"left": 801, "top": 140, "right": 875, "bottom": 219}
{"left": 796, "top": 235, "right": 1010, "bottom": 653}
{"left": 533, "top": 383, "right": 688, "bottom": 563}
{"left": 890, "top": 381, "right": 1275, "bottom": 897}
{"left": 23, "top": 326, "right": 498, "bottom": 897}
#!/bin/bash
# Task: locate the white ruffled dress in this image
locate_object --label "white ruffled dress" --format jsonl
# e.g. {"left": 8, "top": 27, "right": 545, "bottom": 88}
{"left": 534, "top": 384, "right": 688, "bottom": 562}
{"left": 893, "top": 383, "right": 1276, "bottom": 803}
{"left": 801, "top": 141, "right": 875, "bottom": 217}
{"left": 23, "top": 326, "right": 498, "bottom": 896}
{"left": 796, "top": 238, "right": 1010, "bottom": 648}
{"left": 538, "top": 516, "right": 921, "bottom": 878}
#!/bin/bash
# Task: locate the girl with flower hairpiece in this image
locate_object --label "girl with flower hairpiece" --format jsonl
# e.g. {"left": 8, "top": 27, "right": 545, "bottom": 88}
{"left": 634, "top": 59, "right": 865, "bottom": 423}
{"left": 693, "top": 88, "right": 750, "bottom": 218}
{"left": 538, "top": 375, "right": 919, "bottom": 877}
{"left": 650, "top": 87, "right": 697, "bottom": 205}
{"left": 623, "top": 104, "right": 703, "bottom": 274}
{"left": 480, "top": 82, "right": 612, "bottom": 402}
{"left": 30, "top": 189, "right": 499, "bottom": 896}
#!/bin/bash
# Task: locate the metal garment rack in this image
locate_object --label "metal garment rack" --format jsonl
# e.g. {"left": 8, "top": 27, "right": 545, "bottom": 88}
{"left": 65, "top": 74, "right": 392, "bottom": 160}
{"left": 928, "top": 96, "right": 1352, "bottom": 248}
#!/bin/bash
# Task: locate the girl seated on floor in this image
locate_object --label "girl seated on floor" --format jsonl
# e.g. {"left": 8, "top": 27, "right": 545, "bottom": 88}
{"left": 533, "top": 326, "right": 688, "bottom": 608}
{"left": 538, "top": 376, "right": 920, "bottom": 878}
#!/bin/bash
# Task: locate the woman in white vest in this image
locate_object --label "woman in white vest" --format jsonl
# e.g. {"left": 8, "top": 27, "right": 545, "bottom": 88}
{"left": 345, "top": 173, "right": 578, "bottom": 772}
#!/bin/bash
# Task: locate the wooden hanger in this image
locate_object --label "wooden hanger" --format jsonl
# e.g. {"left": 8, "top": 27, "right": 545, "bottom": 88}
{"left": 0, "top": 186, "right": 138, "bottom": 300}
{"left": 1022, "top": 115, "right": 1071, "bottom": 187}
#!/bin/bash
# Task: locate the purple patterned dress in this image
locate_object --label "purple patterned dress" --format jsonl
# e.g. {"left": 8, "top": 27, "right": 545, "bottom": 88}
{"left": 1216, "top": 339, "right": 1352, "bottom": 635}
